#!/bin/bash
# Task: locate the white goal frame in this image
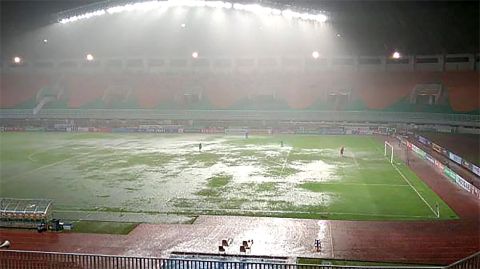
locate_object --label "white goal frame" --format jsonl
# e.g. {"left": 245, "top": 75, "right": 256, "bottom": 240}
{"left": 384, "top": 141, "right": 394, "bottom": 164}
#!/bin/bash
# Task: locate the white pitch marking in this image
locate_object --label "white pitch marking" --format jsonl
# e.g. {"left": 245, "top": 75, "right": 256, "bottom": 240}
{"left": 328, "top": 221, "right": 335, "bottom": 258}
{"left": 367, "top": 137, "right": 437, "bottom": 217}
{"left": 350, "top": 151, "right": 359, "bottom": 168}
{"left": 308, "top": 182, "right": 409, "bottom": 187}
{"left": 391, "top": 163, "right": 437, "bottom": 216}
{"left": 28, "top": 145, "right": 66, "bottom": 162}
{"left": 279, "top": 147, "right": 292, "bottom": 176}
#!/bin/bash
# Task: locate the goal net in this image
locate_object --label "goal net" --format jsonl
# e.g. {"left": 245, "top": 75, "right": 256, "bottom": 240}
{"left": 384, "top": 141, "right": 394, "bottom": 164}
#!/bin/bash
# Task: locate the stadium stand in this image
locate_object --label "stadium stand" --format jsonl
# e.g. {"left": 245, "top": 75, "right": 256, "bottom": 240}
{"left": 1, "top": 71, "right": 479, "bottom": 113}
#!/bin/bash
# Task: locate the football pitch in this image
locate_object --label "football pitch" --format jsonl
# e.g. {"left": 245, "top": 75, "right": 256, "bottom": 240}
{"left": 0, "top": 132, "right": 458, "bottom": 222}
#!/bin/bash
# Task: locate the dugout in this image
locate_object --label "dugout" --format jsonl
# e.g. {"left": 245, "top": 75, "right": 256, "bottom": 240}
{"left": 0, "top": 198, "right": 53, "bottom": 229}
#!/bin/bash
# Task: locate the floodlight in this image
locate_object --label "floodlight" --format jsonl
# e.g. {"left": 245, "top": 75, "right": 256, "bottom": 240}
{"left": 233, "top": 3, "right": 244, "bottom": 10}
{"left": 206, "top": 1, "right": 226, "bottom": 8}
{"left": 392, "top": 51, "right": 401, "bottom": 59}
{"left": 86, "top": 54, "right": 94, "bottom": 61}
{"left": 192, "top": 51, "right": 199, "bottom": 58}
{"left": 281, "top": 9, "right": 294, "bottom": 19}
{"left": 312, "top": 51, "right": 320, "bottom": 59}
{"left": 271, "top": 8, "right": 282, "bottom": 16}
{"left": 57, "top": 1, "right": 330, "bottom": 25}
{"left": 13, "top": 56, "right": 22, "bottom": 64}
{"left": 318, "top": 14, "right": 328, "bottom": 23}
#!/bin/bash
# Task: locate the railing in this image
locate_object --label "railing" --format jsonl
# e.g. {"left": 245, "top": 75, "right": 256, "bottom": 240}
{"left": 1, "top": 109, "right": 479, "bottom": 127}
{"left": 0, "top": 250, "right": 447, "bottom": 269}
{"left": 445, "top": 252, "right": 480, "bottom": 269}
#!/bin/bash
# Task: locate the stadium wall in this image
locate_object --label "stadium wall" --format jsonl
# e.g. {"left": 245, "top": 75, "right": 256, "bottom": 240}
{"left": 396, "top": 136, "right": 480, "bottom": 200}
{"left": 415, "top": 134, "right": 480, "bottom": 177}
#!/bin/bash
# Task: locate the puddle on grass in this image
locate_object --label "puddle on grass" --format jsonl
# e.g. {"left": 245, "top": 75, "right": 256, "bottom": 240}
{"left": 286, "top": 160, "right": 336, "bottom": 183}
{"left": 5, "top": 134, "right": 358, "bottom": 216}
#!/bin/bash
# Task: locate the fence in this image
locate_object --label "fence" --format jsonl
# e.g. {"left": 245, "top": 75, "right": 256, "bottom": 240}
{"left": 445, "top": 251, "right": 480, "bottom": 269}
{"left": 415, "top": 134, "right": 480, "bottom": 178}
{"left": 403, "top": 139, "right": 480, "bottom": 200}
{"left": 1, "top": 109, "right": 479, "bottom": 127}
{"left": 3, "top": 249, "right": 478, "bottom": 269}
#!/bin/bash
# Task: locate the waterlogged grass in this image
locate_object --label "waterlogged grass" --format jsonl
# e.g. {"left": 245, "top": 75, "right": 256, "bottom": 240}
{"left": 263, "top": 166, "right": 300, "bottom": 177}
{"left": 207, "top": 174, "right": 232, "bottom": 188}
{"left": 256, "top": 182, "right": 278, "bottom": 192}
{"left": 0, "top": 132, "right": 458, "bottom": 223}
{"left": 195, "top": 174, "right": 232, "bottom": 197}
{"left": 195, "top": 189, "right": 221, "bottom": 197}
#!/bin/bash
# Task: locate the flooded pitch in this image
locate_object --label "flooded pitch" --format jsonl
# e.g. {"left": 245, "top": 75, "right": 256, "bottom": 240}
{"left": 0, "top": 133, "right": 457, "bottom": 222}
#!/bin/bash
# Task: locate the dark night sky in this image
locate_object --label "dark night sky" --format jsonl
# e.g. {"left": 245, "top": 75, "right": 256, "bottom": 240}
{"left": 1, "top": 0, "right": 479, "bottom": 55}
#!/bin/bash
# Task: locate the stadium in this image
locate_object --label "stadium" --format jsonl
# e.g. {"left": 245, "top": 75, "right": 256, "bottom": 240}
{"left": 0, "top": 0, "right": 479, "bottom": 268}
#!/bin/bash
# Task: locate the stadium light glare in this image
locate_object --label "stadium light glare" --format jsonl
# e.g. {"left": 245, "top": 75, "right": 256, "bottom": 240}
{"left": 318, "top": 14, "right": 328, "bottom": 23}
{"left": 169, "top": 0, "right": 205, "bottom": 8}
{"left": 281, "top": 9, "right": 294, "bottom": 19}
{"left": 192, "top": 51, "right": 199, "bottom": 58}
{"left": 271, "top": 8, "right": 282, "bottom": 16}
{"left": 233, "top": 3, "right": 245, "bottom": 11}
{"left": 43, "top": 39, "right": 48, "bottom": 43}
{"left": 58, "top": 1, "right": 328, "bottom": 24}
{"left": 312, "top": 51, "right": 320, "bottom": 59}
{"left": 244, "top": 4, "right": 272, "bottom": 16}
{"left": 13, "top": 56, "right": 22, "bottom": 64}
{"left": 60, "top": 9, "right": 105, "bottom": 23}
{"left": 106, "top": 6, "right": 123, "bottom": 14}
{"left": 181, "top": 23, "right": 186, "bottom": 28}
{"left": 205, "top": 1, "right": 226, "bottom": 9}
{"left": 392, "top": 51, "right": 401, "bottom": 59}
{"left": 86, "top": 54, "right": 94, "bottom": 61}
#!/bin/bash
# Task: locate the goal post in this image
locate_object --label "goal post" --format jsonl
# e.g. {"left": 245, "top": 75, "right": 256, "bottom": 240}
{"left": 384, "top": 141, "right": 394, "bottom": 164}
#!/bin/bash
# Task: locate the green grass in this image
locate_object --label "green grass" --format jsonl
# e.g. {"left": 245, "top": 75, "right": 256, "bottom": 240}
{"left": 0, "top": 132, "right": 458, "bottom": 222}
{"left": 70, "top": 220, "right": 137, "bottom": 234}
{"left": 206, "top": 174, "right": 232, "bottom": 188}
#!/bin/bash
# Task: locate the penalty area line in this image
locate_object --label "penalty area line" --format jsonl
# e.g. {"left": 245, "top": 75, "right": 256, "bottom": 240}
{"left": 350, "top": 151, "right": 360, "bottom": 168}
{"left": 279, "top": 147, "right": 292, "bottom": 176}
{"left": 28, "top": 143, "right": 73, "bottom": 162}
{"left": 391, "top": 163, "right": 438, "bottom": 217}
{"left": 307, "top": 182, "right": 410, "bottom": 187}
{"left": 328, "top": 221, "right": 335, "bottom": 258}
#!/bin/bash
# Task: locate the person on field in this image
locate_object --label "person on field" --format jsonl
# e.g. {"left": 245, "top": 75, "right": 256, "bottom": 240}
{"left": 340, "top": 146, "right": 345, "bottom": 157}
{"left": 281, "top": 141, "right": 284, "bottom": 147}
{"left": 199, "top": 143, "right": 202, "bottom": 152}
